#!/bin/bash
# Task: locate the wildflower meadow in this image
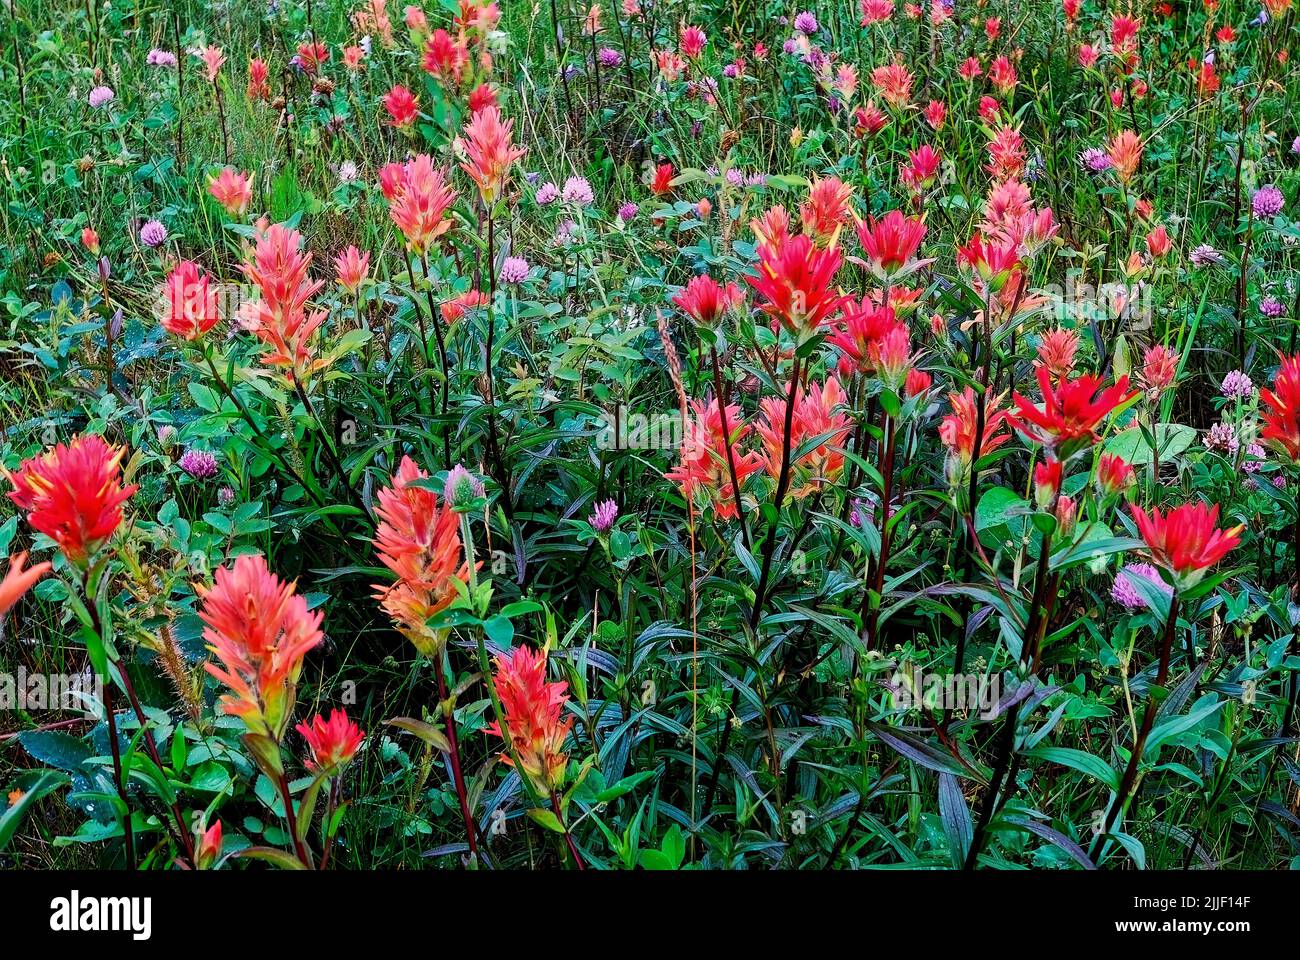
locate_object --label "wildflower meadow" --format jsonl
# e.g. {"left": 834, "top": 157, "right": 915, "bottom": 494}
{"left": 2, "top": 0, "right": 1300, "bottom": 888}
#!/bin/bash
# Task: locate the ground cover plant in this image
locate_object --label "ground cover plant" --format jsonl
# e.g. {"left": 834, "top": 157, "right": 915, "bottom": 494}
{"left": 0, "top": 0, "right": 1299, "bottom": 872}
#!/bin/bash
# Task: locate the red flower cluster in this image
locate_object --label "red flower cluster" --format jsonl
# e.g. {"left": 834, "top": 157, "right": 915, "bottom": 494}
{"left": 5, "top": 434, "right": 137, "bottom": 566}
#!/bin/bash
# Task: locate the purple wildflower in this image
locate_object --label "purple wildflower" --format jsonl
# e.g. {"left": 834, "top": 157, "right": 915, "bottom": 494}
{"left": 589, "top": 499, "right": 619, "bottom": 534}
{"left": 500, "top": 257, "right": 530, "bottom": 285}
{"left": 1220, "top": 370, "right": 1254, "bottom": 400}
{"left": 179, "top": 449, "right": 218, "bottom": 479}
{"left": 88, "top": 86, "right": 115, "bottom": 108}
{"left": 535, "top": 182, "right": 560, "bottom": 205}
{"left": 1112, "top": 562, "right": 1172, "bottom": 611}
{"left": 444, "top": 464, "right": 486, "bottom": 510}
{"left": 794, "top": 11, "right": 819, "bottom": 33}
{"left": 562, "top": 176, "right": 595, "bottom": 206}
{"left": 617, "top": 202, "right": 638, "bottom": 222}
{"left": 1252, "top": 184, "right": 1284, "bottom": 219}
{"left": 139, "top": 219, "right": 168, "bottom": 247}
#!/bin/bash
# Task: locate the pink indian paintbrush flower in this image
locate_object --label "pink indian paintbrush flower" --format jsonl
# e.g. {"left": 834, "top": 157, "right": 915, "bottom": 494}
{"left": 381, "top": 154, "right": 457, "bottom": 254}
{"left": 162, "top": 260, "right": 222, "bottom": 340}
{"left": 458, "top": 105, "right": 527, "bottom": 205}
{"left": 333, "top": 246, "right": 371, "bottom": 293}
{"left": 208, "top": 167, "right": 253, "bottom": 217}
{"left": 237, "top": 223, "right": 331, "bottom": 382}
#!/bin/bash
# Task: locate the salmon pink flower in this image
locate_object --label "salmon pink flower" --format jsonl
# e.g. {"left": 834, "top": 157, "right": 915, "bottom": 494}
{"left": 799, "top": 176, "right": 855, "bottom": 245}
{"left": 333, "top": 246, "right": 371, "bottom": 293}
{"left": 1009, "top": 366, "right": 1136, "bottom": 459}
{"left": 247, "top": 58, "right": 271, "bottom": 99}
{"left": 199, "top": 553, "right": 324, "bottom": 739}
{"left": 198, "top": 45, "right": 226, "bottom": 82}
{"left": 371, "top": 456, "right": 471, "bottom": 656}
{"left": 871, "top": 62, "right": 913, "bottom": 108}
{"left": 988, "top": 55, "right": 1017, "bottom": 94}
{"left": 1035, "top": 328, "right": 1080, "bottom": 380}
{"left": 383, "top": 154, "right": 458, "bottom": 253}
{"left": 297, "top": 708, "right": 364, "bottom": 775}
{"left": 940, "top": 387, "right": 1011, "bottom": 485}
{"left": 1106, "top": 129, "right": 1143, "bottom": 183}
{"left": 854, "top": 101, "right": 888, "bottom": 136}
{"left": 162, "top": 260, "right": 222, "bottom": 340}
{"left": 5, "top": 435, "right": 138, "bottom": 566}
{"left": 207, "top": 167, "right": 253, "bottom": 217}
{"left": 468, "top": 82, "right": 497, "bottom": 112}
{"left": 0, "top": 552, "right": 51, "bottom": 619}
{"left": 755, "top": 376, "right": 851, "bottom": 498}
{"left": 665, "top": 398, "right": 764, "bottom": 520}
{"left": 486, "top": 645, "right": 573, "bottom": 793}
{"left": 1260, "top": 354, "right": 1300, "bottom": 461}
{"left": 458, "top": 105, "right": 527, "bottom": 205}
{"left": 295, "top": 40, "right": 329, "bottom": 74}
{"left": 1136, "top": 344, "right": 1179, "bottom": 397}
{"left": 1145, "top": 224, "right": 1173, "bottom": 258}
{"left": 238, "top": 223, "right": 330, "bottom": 381}
{"left": 1130, "top": 501, "right": 1242, "bottom": 590}
{"left": 923, "top": 99, "right": 946, "bottom": 130}
{"left": 81, "top": 227, "right": 100, "bottom": 255}
{"left": 905, "top": 368, "right": 932, "bottom": 398}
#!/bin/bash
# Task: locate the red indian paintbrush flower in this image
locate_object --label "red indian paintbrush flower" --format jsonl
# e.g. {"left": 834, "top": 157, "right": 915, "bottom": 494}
{"left": 855, "top": 210, "right": 926, "bottom": 278}
{"left": 672, "top": 274, "right": 743, "bottom": 326}
{"left": 1009, "top": 365, "right": 1136, "bottom": 459}
{"left": 162, "top": 260, "right": 222, "bottom": 340}
{"left": 665, "top": 397, "right": 764, "bottom": 520}
{"left": 371, "top": 456, "right": 471, "bottom": 656}
{"left": 1096, "top": 452, "right": 1136, "bottom": 498}
{"left": 382, "top": 154, "right": 458, "bottom": 254}
{"left": 297, "top": 708, "right": 364, "bottom": 775}
{"left": 199, "top": 553, "right": 324, "bottom": 739}
{"left": 238, "top": 223, "right": 331, "bottom": 382}
{"left": 1130, "top": 501, "right": 1242, "bottom": 589}
{"left": 196, "top": 819, "right": 223, "bottom": 870}
{"left": 458, "top": 104, "right": 527, "bottom": 205}
{"left": 746, "top": 233, "right": 846, "bottom": 338}
{"left": 423, "top": 28, "right": 469, "bottom": 84}
{"left": 1260, "top": 354, "right": 1300, "bottom": 461}
{"left": 382, "top": 84, "right": 420, "bottom": 130}
{"left": 486, "top": 645, "right": 573, "bottom": 793}
{"left": 0, "top": 552, "right": 51, "bottom": 619}
{"left": 4, "top": 434, "right": 138, "bottom": 566}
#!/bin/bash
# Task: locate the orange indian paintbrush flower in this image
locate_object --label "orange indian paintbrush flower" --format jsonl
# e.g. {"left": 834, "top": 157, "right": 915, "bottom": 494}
{"left": 458, "top": 104, "right": 526, "bottom": 205}
{"left": 4, "top": 434, "right": 138, "bottom": 566}
{"left": 486, "top": 645, "right": 573, "bottom": 793}
{"left": 664, "top": 398, "right": 764, "bottom": 520}
{"left": 371, "top": 456, "right": 471, "bottom": 655}
{"left": 0, "top": 552, "right": 51, "bottom": 618}
{"left": 1129, "top": 501, "right": 1242, "bottom": 590}
{"left": 754, "top": 375, "right": 852, "bottom": 499}
{"left": 198, "top": 553, "right": 324, "bottom": 739}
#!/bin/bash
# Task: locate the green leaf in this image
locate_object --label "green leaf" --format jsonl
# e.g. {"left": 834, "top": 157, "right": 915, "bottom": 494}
{"left": 0, "top": 770, "right": 71, "bottom": 850}
{"left": 1024, "top": 746, "right": 1119, "bottom": 791}
{"left": 526, "top": 808, "right": 566, "bottom": 833}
